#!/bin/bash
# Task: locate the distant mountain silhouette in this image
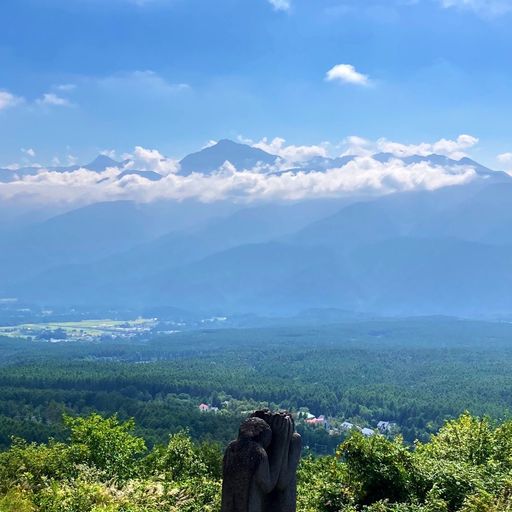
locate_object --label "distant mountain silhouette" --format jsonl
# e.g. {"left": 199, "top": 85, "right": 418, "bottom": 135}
{"left": 2, "top": 139, "right": 512, "bottom": 318}
{"left": 84, "top": 155, "right": 122, "bottom": 172}
{"left": 179, "top": 139, "right": 278, "bottom": 175}
{"left": 117, "top": 169, "right": 163, "bottom": 181}
{"left": 7, "top": 180, "right": 512, "bottom": 318}
{"left": 1, "top": 142, "right": 508, "bottom": 184}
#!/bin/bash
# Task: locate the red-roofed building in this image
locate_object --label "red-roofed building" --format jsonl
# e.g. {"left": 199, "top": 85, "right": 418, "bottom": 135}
{"left": 305, "top": 415, "right": 330, "bottom": 429}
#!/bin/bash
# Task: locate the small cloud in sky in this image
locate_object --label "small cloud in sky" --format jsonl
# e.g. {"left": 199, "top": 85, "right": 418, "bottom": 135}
{"left": 326, "top": 64, "right": 370, "bottom": 86}
{"left": 37, "top": 93, "right": 73, "bottom": 107}
{"left": 267, "top": 0, "right": 291, "bottom": 11}
{"left": 21, "top": 148, "right": 36, "bottom": 158}
{"left": 97, "top": 70, "right": 190, "bottom": 97}
{"left": 101, "top": 149, "right": 118, "bottom": 159}
{"left": 0, "top": 90, "right": 24, "bottom": 111}
{"left": 56, "top": 84, "right": 77, "bottom": 92}
{"left": 250, "top": 136, "right": 328, "bottom": 163}
{"left": 497, "top": 152, "right": 512, "bottom": 162}
{"left": 439, "top": 0, "right": 512, "bottom": 15}
{"left": 497, "top": 152, "right": 512, "bottom": 170}
{"left": 341, "top": 133, "right": 479, "bottom": 160}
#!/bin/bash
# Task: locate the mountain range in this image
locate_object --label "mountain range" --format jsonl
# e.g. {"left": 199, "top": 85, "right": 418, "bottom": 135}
{"left": 1, "top": 139, "right": 511, "bottom": 319}
{"left": 2, "top": 138, "right": 509, "bottom": 182}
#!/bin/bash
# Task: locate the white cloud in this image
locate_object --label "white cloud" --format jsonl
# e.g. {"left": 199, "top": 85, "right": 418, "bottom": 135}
{"left": 340, "top": 136, "right": 374, "bottom": 156}
{"left": 250, "top": 137, "right": 328, "bottom": 164}
{"left": 0, "top": 90, "right": 24, "bottom": 111}
{"left": 0, "top": 152, "right": 476, "bottom": 206}
{"left": 21, "top": 148, "right": 36, "bottom": 158}
{"left": 267, "top": 0, "right": 291, "bottom": 11}
{"left": 56, "top": 84, "right": 77, "bottom": 92}
{"left": 339, "top": 134, "right": 479, "bottom": 160}
{"left": 0, "top": 134, "right": 488, "bottom": 206}
{"left": 497, "top": 152, "right": 512, "bottom": 163}
{"left": 37, "top": 93, "right": 72, "bottom": 107}
{"left": 98, "top": 70, "right": 190, "bottom": 96}
{"left": 124, "top": 146, "right": 180, "bottom": 176}
{"left": 439, "top": 0, "right": 512, "bottom": 15}
{"left": 326, "top": 64, "right": 370, "bottom": 86}
{"left": 101, "top": 149, "right": 118, "bottom": 159}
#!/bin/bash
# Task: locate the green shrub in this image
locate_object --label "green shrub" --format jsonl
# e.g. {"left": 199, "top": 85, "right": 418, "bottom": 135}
{"left": 65, "top": 414, "right": 146, "bottom": 481}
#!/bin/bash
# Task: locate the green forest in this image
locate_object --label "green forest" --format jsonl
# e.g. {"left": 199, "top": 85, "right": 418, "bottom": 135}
{"left": 2, "top": 317, "right": 512, "bottom": 510}
{"left": 2, "top": 318, "right": 512, "bottom": 450}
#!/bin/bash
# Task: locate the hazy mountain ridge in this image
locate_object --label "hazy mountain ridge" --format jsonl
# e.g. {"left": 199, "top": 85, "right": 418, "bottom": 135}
{"left": 2, "top": 177, "right": 512, "bottom": 318}
{"left": 1, "top": 140, "right": 511, "bottom": 317}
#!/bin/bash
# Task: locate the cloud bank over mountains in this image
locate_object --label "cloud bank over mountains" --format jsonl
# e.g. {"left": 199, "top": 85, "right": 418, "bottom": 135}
{"left": 0, "top": 135, "right": 501, "bottom": 206}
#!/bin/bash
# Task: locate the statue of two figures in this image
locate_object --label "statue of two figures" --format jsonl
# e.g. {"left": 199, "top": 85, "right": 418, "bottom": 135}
{"left": 221, "top": 410, "right": 302, "bottom": 512}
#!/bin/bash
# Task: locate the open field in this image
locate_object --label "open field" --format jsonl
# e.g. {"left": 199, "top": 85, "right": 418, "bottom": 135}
{"left": 0, "top": 318, "right": 158, "bottom": 340}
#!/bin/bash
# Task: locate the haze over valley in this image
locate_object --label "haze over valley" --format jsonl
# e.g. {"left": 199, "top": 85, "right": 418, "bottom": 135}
{"left": 1, "top": 137, "right": 511, "bottom": 319}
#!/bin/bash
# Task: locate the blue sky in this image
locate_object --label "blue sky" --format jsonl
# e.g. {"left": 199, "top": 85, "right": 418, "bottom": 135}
{"left": 1, "top": 0, "right": 512, "bottom": 168}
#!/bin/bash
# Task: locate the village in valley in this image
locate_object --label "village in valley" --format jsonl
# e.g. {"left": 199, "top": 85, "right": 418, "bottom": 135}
{"left": 198, "top": 401, "right": 397, "bottom": 439}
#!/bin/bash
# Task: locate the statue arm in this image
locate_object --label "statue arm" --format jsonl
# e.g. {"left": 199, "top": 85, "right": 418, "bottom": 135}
{"left": 254, "top": 449, "right": 274, "bottom": 493}
{"left": 276, "top": 432, "right": 302, "bottom": 490}
{"left": 255, "top": 416, "right": 291, "bottom": 492}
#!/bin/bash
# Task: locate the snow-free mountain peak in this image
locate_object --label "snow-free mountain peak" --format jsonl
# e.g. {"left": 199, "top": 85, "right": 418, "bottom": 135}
{"left": 85, "top": 154, "right": 122, "bottom": 172}
{"left": 179, "top": 139, "right": 278, "bottom": 175}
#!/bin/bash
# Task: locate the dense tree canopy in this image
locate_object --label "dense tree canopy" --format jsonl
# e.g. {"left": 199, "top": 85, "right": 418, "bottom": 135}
{"left": 2, "top": 319, "right": 512, "bottom": 452}
{"left": 1, "top": 412, "right": 512, "bottom": 511}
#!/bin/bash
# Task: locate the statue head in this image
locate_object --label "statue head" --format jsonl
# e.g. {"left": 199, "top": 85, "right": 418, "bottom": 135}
{"left": 239, "top": 417, "right": 272, "bottom": 449}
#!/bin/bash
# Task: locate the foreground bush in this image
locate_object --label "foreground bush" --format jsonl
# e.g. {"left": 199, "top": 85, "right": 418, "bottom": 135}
{"left": 2, "top": 412, "right": 512, "bottom": 511}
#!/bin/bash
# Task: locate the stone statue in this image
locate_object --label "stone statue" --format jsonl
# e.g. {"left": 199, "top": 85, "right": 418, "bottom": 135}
{"left": 221, "top": 410, "right": 302, "bottom": 512}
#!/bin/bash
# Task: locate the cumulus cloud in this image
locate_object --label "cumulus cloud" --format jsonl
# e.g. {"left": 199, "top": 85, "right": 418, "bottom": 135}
{"left": 21, "top": 148, "right": 36, "bottom": 158}
{"left": 249, "top": 137, "right": 328, "bottom": 164}
{"left": 378, "top": 134, "right": 479, "bottom": 159}
{"left": 0, "top": 90, "right": 24, "bottom": 111}
{"left": 37, "top": 93, "right": 72, "bottom": 107}
{"left": 101, "top": 149, "right": 118, "bottom": 159}
{"left": 326, "top": 64, "right": 370, "bottom": 86}
{"left": 0, "top": 134, "right": 489, "bottom": 207}
{"left": 0, "top": 153, "right": 477, "bottom": 206}
{"left": 267, "top": 0, "right": 291, "bottom": 11}
{"left": 498, "top": 152, "right": 512, "bottom": 174}
{"left": 498, "top": 152, "right": 512, "bottom": 164}
{"left": 124, "top": 146, "right": 180, "bottom": 176}
{"left": 340, "top": 136, "right": 374, "bottom": 156}
{"left": 340, "top": 134, "right": 479, "bottom": 160}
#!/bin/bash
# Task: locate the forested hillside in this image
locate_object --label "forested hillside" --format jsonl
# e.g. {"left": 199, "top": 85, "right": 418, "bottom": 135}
{"left": 2, "top": 319, "right": 512, "bottom": 452}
